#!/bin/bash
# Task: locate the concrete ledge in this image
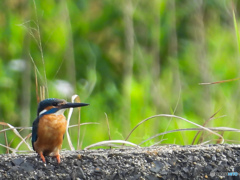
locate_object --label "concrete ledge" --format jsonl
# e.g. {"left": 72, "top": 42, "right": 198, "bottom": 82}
{"left": 0, "top": 144, "right": 240, "bottom": 179}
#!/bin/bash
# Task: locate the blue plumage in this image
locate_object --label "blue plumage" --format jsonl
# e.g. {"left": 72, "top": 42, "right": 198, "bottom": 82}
{"left": 32, "top": 98, "right": 89, "bottom": 163}
{"left": 32, "top": 117, "right": 39, "bottom": 150}
{"left": 32, "top": 99, "right": 62, "bottom": 150}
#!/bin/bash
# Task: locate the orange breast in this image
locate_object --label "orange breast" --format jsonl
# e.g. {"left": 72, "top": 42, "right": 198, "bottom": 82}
{"left": 34, "top": 114, "right": 67, "bottom": 156}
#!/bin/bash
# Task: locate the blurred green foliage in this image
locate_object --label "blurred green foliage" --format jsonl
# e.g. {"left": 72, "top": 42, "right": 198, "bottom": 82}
{"left": 0, "top": 0, "right": 240, "bottom": 153}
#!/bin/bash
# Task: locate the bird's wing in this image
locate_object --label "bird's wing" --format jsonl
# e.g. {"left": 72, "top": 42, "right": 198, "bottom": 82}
{"left": 32, "top": 117, "right": 39, "bottom": 150}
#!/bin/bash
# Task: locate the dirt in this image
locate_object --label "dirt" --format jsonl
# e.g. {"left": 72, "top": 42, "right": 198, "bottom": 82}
{"left": 0, "top": 144, "right": 240, "bottom": 179}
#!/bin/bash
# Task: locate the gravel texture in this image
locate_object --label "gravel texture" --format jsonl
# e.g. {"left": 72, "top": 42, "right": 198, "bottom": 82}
{"left": 0, "top": 144, "right": 240, "bottom": 179}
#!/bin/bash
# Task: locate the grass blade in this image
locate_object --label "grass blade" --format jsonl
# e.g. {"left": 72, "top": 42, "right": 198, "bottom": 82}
{"left": 125, "top": 114, "right": 224, "bottom": 143}
{"left": 0, "top": 122, "right": 32, "bottom": 152}
{"left": 84, "top": 140, "right": 139, "bottom": 150}
{"left": 233, "top": 8, "right": 240, "bottom": 53}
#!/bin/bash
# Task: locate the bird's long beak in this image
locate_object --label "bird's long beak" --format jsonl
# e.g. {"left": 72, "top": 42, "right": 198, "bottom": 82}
{"left": 59, "top": 102, "right": 89, "bottom": 109}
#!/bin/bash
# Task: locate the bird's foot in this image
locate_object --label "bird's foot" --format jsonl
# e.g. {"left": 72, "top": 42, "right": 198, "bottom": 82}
{"left": 56, "top": 154, "right": 61, "bottom": 163}
{"left": 39, "top": 152, "right": 46, "bottom": 163}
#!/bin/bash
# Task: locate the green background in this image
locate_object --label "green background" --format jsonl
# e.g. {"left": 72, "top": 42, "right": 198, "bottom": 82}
{"left": 0, "top": 0, "right": 239, "bottom": 153}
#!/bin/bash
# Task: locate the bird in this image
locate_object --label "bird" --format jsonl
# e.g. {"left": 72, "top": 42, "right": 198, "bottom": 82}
{"left": 32, "top": 98, "right": 89, "bottom": 163}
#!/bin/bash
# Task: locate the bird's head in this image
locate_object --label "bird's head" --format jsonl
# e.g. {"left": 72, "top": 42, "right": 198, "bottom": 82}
{"left": 37, "top": 98, "right": 89, "bottom": 117}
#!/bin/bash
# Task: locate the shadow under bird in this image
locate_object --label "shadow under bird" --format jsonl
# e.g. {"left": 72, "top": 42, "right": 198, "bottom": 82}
{"left": 32, "top": 98, "right": 89, "bottom": 163}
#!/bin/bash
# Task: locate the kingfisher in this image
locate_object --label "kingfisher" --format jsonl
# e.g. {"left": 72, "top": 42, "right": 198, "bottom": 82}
{"left": 32, "top": 98, "right": 89, "bottom": 163}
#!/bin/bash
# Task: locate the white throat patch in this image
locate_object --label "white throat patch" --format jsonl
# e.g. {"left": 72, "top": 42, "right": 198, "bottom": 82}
{"left": 53, "top": 109, "right": 66, "bottom": 115}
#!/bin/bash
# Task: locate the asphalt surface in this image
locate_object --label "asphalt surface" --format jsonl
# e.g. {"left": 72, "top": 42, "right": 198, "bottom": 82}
{"left": 0, "top": 144, "right": 240, "bottom": 180}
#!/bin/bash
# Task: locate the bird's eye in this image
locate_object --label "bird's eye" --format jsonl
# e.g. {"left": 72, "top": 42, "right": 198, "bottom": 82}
{"left": 52, "top": 102, "right": 58, "bottom": 106}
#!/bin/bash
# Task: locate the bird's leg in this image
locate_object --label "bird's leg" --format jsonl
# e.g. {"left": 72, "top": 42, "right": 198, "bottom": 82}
{"left": 39, "top": 152, "right": 46, "bottom": 163}
{"left": 56, "top": 154, "right": 61, "bottom": 163}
